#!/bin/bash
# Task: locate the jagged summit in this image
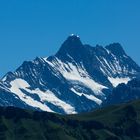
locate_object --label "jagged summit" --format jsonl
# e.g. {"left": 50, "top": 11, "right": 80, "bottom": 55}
{"left": 56, "top": 35, "right": 127, "bottom": 60}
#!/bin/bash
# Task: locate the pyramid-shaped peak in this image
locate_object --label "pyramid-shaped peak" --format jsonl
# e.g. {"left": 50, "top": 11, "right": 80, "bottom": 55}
{"left": 66, "top": 34, "right": 81, "bottom": 42}
{"left": 56, "top": 34, "right": 83, "bottom": 57}
{"left": 62, "top": 34, "right": 82, "bottom": 48}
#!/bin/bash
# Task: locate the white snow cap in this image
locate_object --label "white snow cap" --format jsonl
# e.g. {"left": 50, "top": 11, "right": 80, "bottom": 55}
{"left": 70, "top": 34, "right": 80, "bottom": 38}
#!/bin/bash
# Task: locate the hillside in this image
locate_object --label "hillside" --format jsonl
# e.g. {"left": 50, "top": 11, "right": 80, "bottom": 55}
{"left": 0, "top": 100, "right": 140, "bottom": 140}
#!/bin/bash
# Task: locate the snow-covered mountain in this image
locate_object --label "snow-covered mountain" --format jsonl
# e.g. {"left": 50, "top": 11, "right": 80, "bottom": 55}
{"left": 0, "top": 34, "right": 140, "bottom": 114}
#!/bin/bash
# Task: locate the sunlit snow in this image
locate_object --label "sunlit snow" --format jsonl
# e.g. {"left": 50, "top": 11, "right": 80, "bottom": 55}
{"left": 45, "top": 57, "right": 107, "bottom": 96}
{"left": 71, "top": 88, "right": 102, "bottom": 105}
{"left": 10, "top": 78, "right": 76, "bottom": 114}
{"left": 108, "top": 77, "right": 130, "bottom": 87}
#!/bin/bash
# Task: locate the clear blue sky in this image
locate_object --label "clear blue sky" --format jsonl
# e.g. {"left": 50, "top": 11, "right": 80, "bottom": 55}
{"left": 0, "top": 0, "right": 140, "bottom": 78}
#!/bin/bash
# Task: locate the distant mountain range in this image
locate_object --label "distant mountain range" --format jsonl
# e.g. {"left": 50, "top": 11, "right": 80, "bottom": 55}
{"left": 0, "top": 34, "right": 140, "bottom": 114}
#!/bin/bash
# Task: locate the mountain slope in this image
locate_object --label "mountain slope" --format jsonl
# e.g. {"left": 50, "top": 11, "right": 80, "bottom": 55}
{"left": 0, "top": 35, "right": 140, "bottom": 114}
{"left": 106, "top": 78, "right": 140, "bottom": 105}
{"left": 0, "top": 100, "right": 140, "bottom": 140}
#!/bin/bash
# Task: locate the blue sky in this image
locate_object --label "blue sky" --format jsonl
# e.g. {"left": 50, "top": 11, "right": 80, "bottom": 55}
{"left": 0, "top": 0, "right": 140, "bottom": 77}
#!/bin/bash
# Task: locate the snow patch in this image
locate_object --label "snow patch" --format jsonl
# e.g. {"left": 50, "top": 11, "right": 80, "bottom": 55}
{"left": 108, "top": 77, "right": 131, "bottom": 87}
{"left": 9, "top": 78, "right": 76, "bottom": 114}
{"left": 26, "top": 88, "right": 76, "bottom": 114}
{"left": 70, "top": 34, "right": 80, "bottom": 38}
{"left": 71, "top": 88, "right": 102, "bottom": 105}
{"left": 10, "top": 79, "right": 53, "bottom": 112}
{"left": 47, "top": 57, "right": 107, "bottom": 95}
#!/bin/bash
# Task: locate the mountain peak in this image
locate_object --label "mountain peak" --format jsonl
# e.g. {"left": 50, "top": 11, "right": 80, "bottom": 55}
{"left": 66, "top": 34, "right": 81, "bottom": 43}
{"left": 105, "top": 43, "right": 126, "bottom": 56}
{"left": 69, "top": 34, "right": 80, "bottom": 38}
{"left": 56, "top": 35, "right": 83, "bottom": 57}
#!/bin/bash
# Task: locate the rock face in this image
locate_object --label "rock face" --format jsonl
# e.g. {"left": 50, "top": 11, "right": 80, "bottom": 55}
{"left": 106, "top": 78, "right": 140, "bottom": 105}
{"left": 0, "top": 35, "right": 140, "bottom": 114}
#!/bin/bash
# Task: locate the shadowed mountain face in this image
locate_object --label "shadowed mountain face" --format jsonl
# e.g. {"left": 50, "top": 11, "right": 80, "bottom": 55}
{"left": 106, "top": 78, "right": 140, "bottom": 105}
{"left": 0, "top": 35, "right": 140, "bottom": 114}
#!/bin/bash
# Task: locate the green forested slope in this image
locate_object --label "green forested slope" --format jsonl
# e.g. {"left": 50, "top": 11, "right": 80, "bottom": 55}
{"left": 0, "top": 100, "right": 140, "bottom": 140}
